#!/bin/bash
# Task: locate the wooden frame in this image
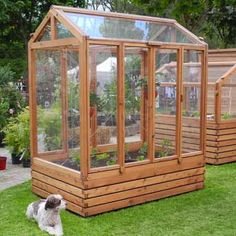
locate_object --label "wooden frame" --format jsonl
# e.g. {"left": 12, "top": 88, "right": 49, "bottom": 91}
{"left": 29, "top": 5, "right": 206, "bottom": 216}
{"left": 206, "top": 49, "right": 236, "bottom": 164}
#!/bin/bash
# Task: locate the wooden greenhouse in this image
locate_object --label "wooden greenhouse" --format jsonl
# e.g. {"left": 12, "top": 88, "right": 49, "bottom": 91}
{"left": 205, "top": 49, "right": 236, "bottom": 164}
{"left": 29, "top": 5, "right": 207, "bottom": 216}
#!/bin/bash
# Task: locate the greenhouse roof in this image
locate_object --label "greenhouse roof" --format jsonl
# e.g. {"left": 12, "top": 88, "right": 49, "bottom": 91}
{"left": 33, "top": 5, "right": 205, "bottom": 45}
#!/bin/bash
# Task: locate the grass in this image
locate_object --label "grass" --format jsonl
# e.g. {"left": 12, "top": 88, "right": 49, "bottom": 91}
{"left": 1, "top": 164, "right": 236, "bottom": 235}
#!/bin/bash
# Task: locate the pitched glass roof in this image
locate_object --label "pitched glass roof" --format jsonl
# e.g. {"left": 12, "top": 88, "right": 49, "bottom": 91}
{"left": 64, "top": 12, "right": 201, "bottom": 44}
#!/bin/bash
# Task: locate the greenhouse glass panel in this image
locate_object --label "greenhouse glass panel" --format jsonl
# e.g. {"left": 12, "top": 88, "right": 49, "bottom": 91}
{"left": 182, "top": 50, "right": 202, "bottom": 153}
{"left": 155, "top": 49, "right": 177, "bottom": 158}
{"left": 221, "top": 72, "right": 236, "bottom": 120}
{"left": 35, "top": 50, "right": 63, "bottom": 153}
{"left": 65, "top": 12, "right": 198, "bottom": 44}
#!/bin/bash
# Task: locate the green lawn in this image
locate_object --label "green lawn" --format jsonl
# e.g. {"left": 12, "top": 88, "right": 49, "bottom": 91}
{"left": 1, "top": 164, "right": 236, "bottom": 236}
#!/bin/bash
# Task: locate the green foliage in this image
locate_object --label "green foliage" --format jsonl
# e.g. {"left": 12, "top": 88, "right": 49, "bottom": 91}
{"left": 100, "top": 79, "right": 117, "bottom": 116}
{"left": 0, "top": 65, "right": 25, "bottom": 132}
{"left": 70, "top": 150, "right": 80, "bottom": 165}
{"left": 3, "top": 107, "right": 30, "bottom": 159}
{"left": 38, "top": 107, "right": 62, "bottom": 151}
{"left": 159, "top": 138, "right": 172, "bottom": 157}
{"left": 221, "top": 112, "right": 233, "bottom": 120}
{"left": 139, "top": 142, "right": 148, "bottom": 156}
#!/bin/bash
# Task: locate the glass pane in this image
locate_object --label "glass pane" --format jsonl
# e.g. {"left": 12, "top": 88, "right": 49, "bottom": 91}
{"left": 183, "top": 50, "right": 202, "bottom": 153}
{"left": 65, "top": 12, "right": 199, "bottom": 44}
{"left": 67, "top": 50, "right": 80, "bottom": 169}
{"left": 89, "top": 45, "right": 118, "bottom": 168}
{"left": 37, "top": 22, "right": 51, "bottom": 41}
{"left": 207, "top": 85, "right": 215, "bottom": 121}
{"left": 155, "top": 49, "right": 177, "bottom": 158}
{"left": 35, "top": 50, "right": 63, "bottom": 152}
{"left": 221, "top": 72, "right": 236, "bottom": 120}
{"left": 208, "top": 64, "right": 232, "bottom": 82}
{"left": 56, "top": 21, "right": 74, "bottom": 39}
{"left": 125, "top": 47, "right": 148, "bottom": 163}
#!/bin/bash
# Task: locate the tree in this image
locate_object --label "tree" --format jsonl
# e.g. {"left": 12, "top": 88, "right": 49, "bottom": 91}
{"left": 206, "top": 1, "right": 236, "bottom": 48}
{"left": 0, "top": 0, "right": 85, "bottom": 80}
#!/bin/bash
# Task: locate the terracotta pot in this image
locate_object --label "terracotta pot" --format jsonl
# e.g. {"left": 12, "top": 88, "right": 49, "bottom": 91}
{"left": 0, "top": 156, "right": 7, "bottom": 170}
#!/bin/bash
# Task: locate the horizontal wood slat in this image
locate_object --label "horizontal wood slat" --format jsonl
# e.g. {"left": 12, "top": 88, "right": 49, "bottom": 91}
{"left": 206, "top": 120, "right": 236, "bottom": 164}
{"left": 84, "top": 182, "right": 204, "bottom": 216}
{"left": 85, "top": 167, "right": 204, "bottom": 198}
{"left": 32, "top": 158, "right": 83, "bottom": 188}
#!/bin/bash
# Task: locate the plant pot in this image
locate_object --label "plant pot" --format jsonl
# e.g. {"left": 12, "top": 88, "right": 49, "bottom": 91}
{"left": 0, "top": 156, "right": 7, "bottom": 170}
{"left": 22, "top": 158, "right": 31, "bottom": 168}
{"left": 11, "top": 153, "right": 22, "bottom": 164}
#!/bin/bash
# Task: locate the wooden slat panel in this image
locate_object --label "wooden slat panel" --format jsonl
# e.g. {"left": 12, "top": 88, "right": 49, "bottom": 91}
{"left": 85, "top": 167, "right": 204, "bottom": 198}
{"left": 32, "top": 179, "right": 84, "bottom": 207}
{"left": 85, "top": 182, "right": 204, "bottom": 216}
{"left": 32, "top": 171, "right": 83, "bottom": 197}
{"left": 218, "top": 134, "right": 236, "bottom": 141}
{"left": 32, "top": 186, "right": 85, "bottom": 216}
{"left": 85, "top": 175, "right": 204, "bottom": 207}
{"left": 206, "top": 155, "right": 236, "bottom": 165}
{"left": 218, "top": 130, "right": 236, "bottom": 138}
{"left": 218, "top": 150, "right": 236, "bottom": 158}
{"left": 32, "top": 158, "right": 83, "bottom": 188}
{"left": 218, "top": 145, "right": 236, "bottom": 153}
{"left": 85, "top": 155, "right": 204, "bottom": 188}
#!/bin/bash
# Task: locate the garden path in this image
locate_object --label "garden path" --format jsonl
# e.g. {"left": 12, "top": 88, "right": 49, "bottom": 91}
{"left": 0, "top": 148, "right": 31, "bottom": 191}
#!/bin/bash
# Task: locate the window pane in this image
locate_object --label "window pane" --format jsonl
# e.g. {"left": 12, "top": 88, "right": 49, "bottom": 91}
{"left": 35, "top": 50, "right": 63, "bottom": 152}
{"left": 125, "top": 47, "right": 148, "bottom": 163}
{"left": 221, "top": 72, "right": 236, "bottom": 120}
{"left": 37, "top": 22, "right": 51, "bottom": 41}
{"left": 56, "top": 21, "right": 74, "bottom": 39}
{"left": 89, "top": 45, "right": 118, "bottom": 168}
{"left": 155, "top": 49, "right": 177, "bottom": 158}
{"left": 183, "top": 50, "right": 202, "bottom": 153}
{"left": 67, "top": 50, "right": 80, "bottom": 168}
{"left": 65, "top": 12, "right": 199, "bottom": 44}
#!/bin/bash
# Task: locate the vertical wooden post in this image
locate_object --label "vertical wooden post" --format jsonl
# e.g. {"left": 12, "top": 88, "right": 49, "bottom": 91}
{"left": 118, "top": 43, "right": 125, "bottom": 173}
{"left": 90, "top": 50, "right": 97, "bottom": 147}
{"left": 215, "top": 82, "right": 221, "bottom": 124}
{"left": 51, "top": 16, "right": 57, "bottom": 40}
{"left": 176, "top": 47, "right": 183, "bottom": 163}
{"left": 79, "top": 38, "right": 89, "bottom": 180}
{"left": 200, "top": 46, "right": 208, "bottom": 154}
{"left": 140, "top": 51, "right": 145, "bottom": 141}
{"left": 147, "top": 46, "right": 155, "bottom": 162}
{"left": 28, "top": 44, "right": 37, "bottom": 157}
{"left": 61, "top": 50, "right": 69, "bottom": 154}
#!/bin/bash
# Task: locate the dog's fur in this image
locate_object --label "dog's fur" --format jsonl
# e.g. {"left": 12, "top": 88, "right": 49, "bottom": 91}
{"left": 26, "top": 194, "right": 67, "bottom": 236}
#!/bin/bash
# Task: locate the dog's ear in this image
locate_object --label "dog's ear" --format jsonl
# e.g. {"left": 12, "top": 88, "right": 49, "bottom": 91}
{"left": 45, "top": 196, "right": 61, "bottom": 210}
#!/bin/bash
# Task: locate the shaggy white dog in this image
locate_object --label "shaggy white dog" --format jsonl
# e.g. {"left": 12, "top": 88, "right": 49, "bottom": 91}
{"left": 26, "top": 194, "right": 67, "bottom": 236}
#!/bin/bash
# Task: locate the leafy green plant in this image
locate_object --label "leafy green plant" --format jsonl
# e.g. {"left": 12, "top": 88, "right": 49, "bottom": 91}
{"left": 221, "top": 112, "right": 233, "bottom": 120}
{"left": 139, "top": 142, "right": 148, "bottom": 156}
{"left": 3, "top": 107, "right": 30, "bottom": 159}
{"left": 70, "top": 150, "right": 80, "bottom": 165}
{"left": 38, "top": 107, "right": 62, "bottom": 151}
{"left": 159, "top": 139, "right": 172, "bottom": 157}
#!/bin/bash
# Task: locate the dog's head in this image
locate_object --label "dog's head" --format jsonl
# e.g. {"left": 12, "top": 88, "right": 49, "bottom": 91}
{"left": 45, "top": 194, "right": 67, "bottom": 211}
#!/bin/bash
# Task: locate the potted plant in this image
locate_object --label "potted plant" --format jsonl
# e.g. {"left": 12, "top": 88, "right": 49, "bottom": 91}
{"left": 3, "top": 107, "right": 30, "bottom": 167}
{"left": 2, "top": 117, "right": 22, "bottom": 164}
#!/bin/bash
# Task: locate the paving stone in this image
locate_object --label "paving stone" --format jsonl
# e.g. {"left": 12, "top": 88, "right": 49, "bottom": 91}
{"left": 0, "top": 148, "right": 31, "bottom": 191}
